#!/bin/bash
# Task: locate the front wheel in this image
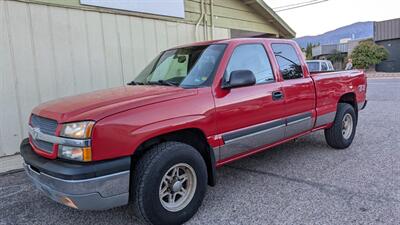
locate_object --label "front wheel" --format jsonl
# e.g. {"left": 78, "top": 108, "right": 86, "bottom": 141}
{"left": 324, "top": 103, "right": 357, "bottom": 149}
{"left": 131, "top": 142, "right": 207, "bottom": 225}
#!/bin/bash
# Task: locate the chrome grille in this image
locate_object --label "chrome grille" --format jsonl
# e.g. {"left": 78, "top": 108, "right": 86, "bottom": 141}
{"left": 30, "top": 114, "right": 58, "bottom": 154}
{"left": 31, "top": 138, "right": 54, "bottom": 154}
{"left": 31, "top": 114, "right": 58, "bottom": 135}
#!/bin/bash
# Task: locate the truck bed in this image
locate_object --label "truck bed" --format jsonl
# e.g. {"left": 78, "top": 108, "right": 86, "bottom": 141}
{"left": 311, "top": 70, "right": 367, "bottom": 127}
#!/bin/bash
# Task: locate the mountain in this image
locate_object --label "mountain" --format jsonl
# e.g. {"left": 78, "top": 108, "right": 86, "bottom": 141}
{"left": 294, "top": 22, "right": 374, "bottom": 48}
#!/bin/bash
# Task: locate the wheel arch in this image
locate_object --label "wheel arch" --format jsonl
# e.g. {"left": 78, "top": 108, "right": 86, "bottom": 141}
{"left": 338, "top": 92, "right": 358, "bottom": 118}
{"left": 131, "top": 128, "right": 217, "bottom": 187}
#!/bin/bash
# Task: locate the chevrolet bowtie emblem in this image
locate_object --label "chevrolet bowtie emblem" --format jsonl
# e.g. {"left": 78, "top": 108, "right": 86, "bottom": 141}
{"left": 32, "top": 127, "right": 41, "bottom": 140}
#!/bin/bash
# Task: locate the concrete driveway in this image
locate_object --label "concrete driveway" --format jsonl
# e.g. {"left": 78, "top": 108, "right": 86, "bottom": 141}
{"left": 1, "top": 78, "right": 399, "bottom": 225}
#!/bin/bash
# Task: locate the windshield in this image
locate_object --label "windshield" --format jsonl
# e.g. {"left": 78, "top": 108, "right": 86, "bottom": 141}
{"left": 133, "top": 44, "right": 226, "bottom": 88}
{"left": 307, "top": 62, "right": 320, "bottom": 72}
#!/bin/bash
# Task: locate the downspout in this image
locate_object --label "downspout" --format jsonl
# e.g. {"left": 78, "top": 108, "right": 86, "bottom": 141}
{"left": 203, "top": 0, "right": 208, "bottom": 40}
{"left": 210, "top": 0, "right": 214, "bottom": 40}
{"left": 195, "top": 0, "right": 205, "bottom": 41}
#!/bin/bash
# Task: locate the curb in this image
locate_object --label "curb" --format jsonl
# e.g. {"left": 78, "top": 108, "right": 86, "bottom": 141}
{"left": 0, "top": 154, "right": 24, "bottom": 174}
{"left": 0, "top": 168, "right": 24, "bottom": 176}
{"left": 367, "top": 77, "right": 400, "bottom": 79}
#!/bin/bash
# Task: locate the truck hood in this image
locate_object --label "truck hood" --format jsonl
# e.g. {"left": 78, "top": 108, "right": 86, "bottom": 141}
{"left": 32, "top": 86, "right": 197, "bottom": 123}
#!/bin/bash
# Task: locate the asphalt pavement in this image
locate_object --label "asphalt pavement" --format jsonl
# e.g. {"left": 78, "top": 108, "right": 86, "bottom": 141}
{"left": 1, "top": 78, "right": 399, "bottom": 225}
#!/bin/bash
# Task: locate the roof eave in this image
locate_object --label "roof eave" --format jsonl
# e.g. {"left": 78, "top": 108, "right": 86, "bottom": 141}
{"left": 244, "top": 0, "right": 296, "bottom": 38}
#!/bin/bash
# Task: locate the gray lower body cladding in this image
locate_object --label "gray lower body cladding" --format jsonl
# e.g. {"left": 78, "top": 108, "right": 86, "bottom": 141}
{"left": 20, "top": 139, "right": 131, "bottom": 210}
{"left": 24, "top": 163, "right": 130, "bottom": 210}
{"left": 215, "top": 112, "right": 334, "bottom": 161}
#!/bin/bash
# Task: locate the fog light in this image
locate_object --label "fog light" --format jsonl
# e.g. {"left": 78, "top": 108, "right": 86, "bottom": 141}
{"left": 60, "top": 197, "right": 78, "bottom": 209}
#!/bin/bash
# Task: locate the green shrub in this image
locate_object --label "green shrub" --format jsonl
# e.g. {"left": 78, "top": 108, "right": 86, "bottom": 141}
{"left": 350, "top": 40, "right": 389, "bottom": 69}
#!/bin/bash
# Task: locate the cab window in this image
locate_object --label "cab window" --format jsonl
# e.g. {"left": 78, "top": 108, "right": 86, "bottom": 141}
{"left": 272, "top": 44, "right": 303, "bottom": 80}
{"left": 225, "top": 44, "right": 274, "bottom": 84}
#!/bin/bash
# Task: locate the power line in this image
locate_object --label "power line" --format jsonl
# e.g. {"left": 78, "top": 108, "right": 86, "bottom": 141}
{"left": 273, "top": 0, "right": 329, "bottom": 12}
{"left": 273, "top": 0, "right": 321, "bottom": 10}
{"left": 274, "top": 0, "right": 329, "bottom": 12}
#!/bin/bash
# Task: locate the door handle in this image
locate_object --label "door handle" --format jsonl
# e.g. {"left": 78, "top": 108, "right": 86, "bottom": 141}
{"left": 272, "top": 91, "right": 284, "bottom": 101}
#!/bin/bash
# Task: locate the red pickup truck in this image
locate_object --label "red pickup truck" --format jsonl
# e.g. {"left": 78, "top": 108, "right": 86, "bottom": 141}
{"left": 21, "top": 38, "right": 367, "bottom": 225}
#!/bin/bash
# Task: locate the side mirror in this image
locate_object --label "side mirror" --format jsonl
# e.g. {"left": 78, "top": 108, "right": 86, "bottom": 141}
{"left": 177, "top": 55, "right": 187, "bottom": 63}
{"left": 222, "top": 70, "right": 256, "bottom": 89}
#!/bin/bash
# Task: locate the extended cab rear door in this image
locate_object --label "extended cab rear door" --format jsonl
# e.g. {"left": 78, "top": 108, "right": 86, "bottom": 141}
{"left": 213, "top": 40, "right": 286, "bottom": 161}
{"left": 270, "top": 42, "right": 316, "bottom": 138}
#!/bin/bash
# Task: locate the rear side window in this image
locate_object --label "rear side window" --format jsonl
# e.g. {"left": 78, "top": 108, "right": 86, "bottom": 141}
{"left": 272, "top": 44, "right": 303, "bottom": 80}
{"left": 226, "top": 44, "right": 274, "bottom": 84}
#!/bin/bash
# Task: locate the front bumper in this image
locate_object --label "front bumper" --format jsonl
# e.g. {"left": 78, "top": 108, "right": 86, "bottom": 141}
{"left": 20, "top": 139, "right": 131, "bottom": 210}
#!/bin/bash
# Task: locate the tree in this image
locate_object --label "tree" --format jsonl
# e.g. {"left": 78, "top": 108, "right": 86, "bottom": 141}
{"left": 327, "top": 50, "right": 345, "bottom": 62}
{"left": 350, "top": 40, "right": 389, "bottom": 69}
{"left": 305, "top": 43, "right": 313, "bottom": 60}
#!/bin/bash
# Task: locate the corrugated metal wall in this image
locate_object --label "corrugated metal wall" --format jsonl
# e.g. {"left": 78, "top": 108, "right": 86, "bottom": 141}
{"left": 25, "top": 0, "right": 282, "bottom": 36}
{"left": 374, "top": 18, "right": 400, "bottom": 72}
{"left": 0, "top": 0, "right": 230, "bottom": 157}
{"left": 376, "top": 39, "right": 400, "bottom": 72}
{"left": 374, "top": 18, "right": 400, "bottom": 42}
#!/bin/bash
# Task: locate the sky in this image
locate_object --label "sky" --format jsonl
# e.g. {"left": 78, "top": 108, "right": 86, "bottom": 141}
{"left": 265, "top": 0, "right": 400, "bottom": 37}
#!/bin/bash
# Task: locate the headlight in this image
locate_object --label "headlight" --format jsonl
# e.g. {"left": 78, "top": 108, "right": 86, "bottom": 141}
{"left": 58, "top": 145, "right": 92, "bottom": 162}
{"left": 59, "top": 121, "right": 94, "bottom": 162}
{"left": 60, "top": 121, "right": 95, "bottom": 139}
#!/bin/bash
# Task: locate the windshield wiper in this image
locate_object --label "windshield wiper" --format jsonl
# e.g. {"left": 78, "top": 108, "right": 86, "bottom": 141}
{"left": 147, "top": 80, "right": 179, "bottom": 87}
{"left": 127, "top": 81, "right": 145, "bottom": 86}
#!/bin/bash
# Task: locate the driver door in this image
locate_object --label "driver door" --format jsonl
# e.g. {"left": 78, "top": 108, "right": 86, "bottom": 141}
{"left": 214, "top": 42, "right": 286, "bottom": 161}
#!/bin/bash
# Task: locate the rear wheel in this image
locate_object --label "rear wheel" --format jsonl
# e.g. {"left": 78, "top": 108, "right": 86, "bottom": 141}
{"left": 324, "top": 103, "right": 357, "bottom": 149}
{"left": 131, "top": 142, "right": 207, "bottom": 225}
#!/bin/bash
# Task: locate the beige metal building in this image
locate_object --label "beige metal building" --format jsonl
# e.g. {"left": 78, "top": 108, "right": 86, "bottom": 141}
{"left": 0, "top": 0, "right": 295, "bottom": 157}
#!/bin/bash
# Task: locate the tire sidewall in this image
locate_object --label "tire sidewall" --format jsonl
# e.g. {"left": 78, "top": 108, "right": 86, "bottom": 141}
{"left": 336, "top": 104, "right": 357, "bottom": 147}
{"left": 139, "top": 144, "right": 207, "bottom": 225}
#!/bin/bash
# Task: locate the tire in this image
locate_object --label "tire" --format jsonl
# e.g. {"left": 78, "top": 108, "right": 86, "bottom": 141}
{"left": 324, "top": 103, "right": 357, "bottom": 149}
{"left": 131, "top": 142, "right": 207, "bottom": 225}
